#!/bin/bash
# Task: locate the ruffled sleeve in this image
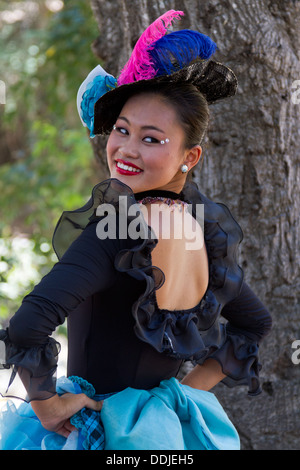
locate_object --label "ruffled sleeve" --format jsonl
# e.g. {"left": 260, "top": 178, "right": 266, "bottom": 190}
{"left": 182, "top": 182, "right": 272, "bottom": 395}
{"left": 0, "top": 179, "right": 132, "bottom": 401}
{"left": 205, "top": 281, "right": 272, "bottom": 395}
{"left": 209, "top": 325, "right": 262, "bottom": 395}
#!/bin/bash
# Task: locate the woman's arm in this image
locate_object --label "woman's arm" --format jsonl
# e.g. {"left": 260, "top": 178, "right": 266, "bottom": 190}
{"left": 8, "top": 220, "right": 118, "bottom": 349}
{"left": 2, "top": 220, "right": 119, "bottom": 406}
{"left": 1, "top": 219, "right": 120, "bottom": 432}
{"left": 220, "top": 281, "right": 272, "bottom": 341}
{"left": 181, "top": 282, "right": 272, "bottom": 393}
{"left": 181, "top": 359, "right": 226, "bottom": 391}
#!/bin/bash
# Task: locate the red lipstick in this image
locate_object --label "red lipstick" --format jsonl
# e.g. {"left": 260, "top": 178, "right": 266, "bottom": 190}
{"left": 115, "top": 159, "right": 143, "bottom": 176}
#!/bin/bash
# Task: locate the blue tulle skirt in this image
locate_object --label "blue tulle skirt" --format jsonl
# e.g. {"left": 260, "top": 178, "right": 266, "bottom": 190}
{"left": 0, "top": 377, "right": 240, "bottom": 450}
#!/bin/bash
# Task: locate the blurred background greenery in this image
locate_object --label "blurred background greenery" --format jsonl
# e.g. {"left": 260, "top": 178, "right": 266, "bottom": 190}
{"left": 0, "top": 0, "right": 102, "bottom": 326}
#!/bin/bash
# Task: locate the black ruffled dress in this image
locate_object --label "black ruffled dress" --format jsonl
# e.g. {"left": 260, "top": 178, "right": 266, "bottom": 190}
{"left": 0, "top": 178, "right": 272, "bottom": 450}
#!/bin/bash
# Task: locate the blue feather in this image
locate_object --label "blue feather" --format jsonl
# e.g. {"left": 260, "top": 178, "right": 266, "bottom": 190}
{"left": 148, "top": 30, "right": 217, "bottom": 76}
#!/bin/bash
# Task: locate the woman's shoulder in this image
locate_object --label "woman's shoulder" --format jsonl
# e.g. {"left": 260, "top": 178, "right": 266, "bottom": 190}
{"left": 52, "top": 179, "right": 138, "bottom": 259}
{"left": 182, "top": 181, "right": 244, "bottom": 241}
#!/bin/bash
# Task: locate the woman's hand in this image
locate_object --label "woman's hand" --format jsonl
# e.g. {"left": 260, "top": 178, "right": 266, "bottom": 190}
{"left": 31, "top": 392, "right": 103, "bottom": 438}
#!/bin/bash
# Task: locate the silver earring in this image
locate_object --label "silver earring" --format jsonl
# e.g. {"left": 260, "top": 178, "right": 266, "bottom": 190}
{"left": 181, "top": 164, "right": 188, "bottom": 173}
{"left": 160, "top": 138, "right": 170, "bottom": 145}
{"left": 112, "top": 125, "right": 116, "bottom": 130}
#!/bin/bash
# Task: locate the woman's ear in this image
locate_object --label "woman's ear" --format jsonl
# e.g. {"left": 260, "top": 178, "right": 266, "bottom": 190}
{"left": 184, "top": 145, "right": 202, "bottom": 171}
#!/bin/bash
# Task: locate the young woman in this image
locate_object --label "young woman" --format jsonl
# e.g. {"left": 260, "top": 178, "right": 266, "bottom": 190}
{"left": 0, "top": 11, "right": 271, "bottom": 450}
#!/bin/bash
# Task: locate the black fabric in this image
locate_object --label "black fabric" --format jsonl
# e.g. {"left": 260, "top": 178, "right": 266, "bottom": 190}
{"left": 0, "top": 178, "right": 272, "bottom": 401}
{"left": 134, "top": 189, "right": 183, "bottom": 200}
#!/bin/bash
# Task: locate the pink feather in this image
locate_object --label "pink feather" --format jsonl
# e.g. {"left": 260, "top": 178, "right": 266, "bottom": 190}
{"left": 117, "top": 10, "right": 184, "bottom": 86}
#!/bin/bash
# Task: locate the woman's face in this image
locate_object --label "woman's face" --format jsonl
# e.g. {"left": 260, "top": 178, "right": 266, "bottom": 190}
{"left": 106, "top": 93, "right": 200, "bottom": 193}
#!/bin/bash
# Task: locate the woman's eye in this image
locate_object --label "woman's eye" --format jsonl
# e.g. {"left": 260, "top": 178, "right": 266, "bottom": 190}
{"left": 143, "top": 136, "right": 160, "bottom": 144}
{"left": 113, "top": 127, "right": 159, "bottom": 143}
{"left": 115, "top": 126, "right": 128, "bottom": 135}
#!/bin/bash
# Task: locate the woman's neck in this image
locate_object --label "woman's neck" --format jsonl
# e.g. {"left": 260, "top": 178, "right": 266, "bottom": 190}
{"left": 134, "top": 188, "right": 183, "bottom": 200}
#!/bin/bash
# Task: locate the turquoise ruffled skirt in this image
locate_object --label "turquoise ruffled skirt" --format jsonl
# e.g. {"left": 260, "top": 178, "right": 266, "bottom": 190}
{"left": 0, "top": 377, "right": 240, "bottom": 450}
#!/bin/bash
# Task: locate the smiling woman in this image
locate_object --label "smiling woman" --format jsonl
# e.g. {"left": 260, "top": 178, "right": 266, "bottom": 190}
{"left": 106, "top": 91, "right": 202, "bottom": 193}
{"left": 0, "top": 10, "right": 271, "bottom": 451}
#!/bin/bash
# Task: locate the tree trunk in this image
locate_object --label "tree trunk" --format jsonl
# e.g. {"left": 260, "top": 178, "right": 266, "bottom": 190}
{"left": 89, "top": 0, "right": 300, "bottom": 450}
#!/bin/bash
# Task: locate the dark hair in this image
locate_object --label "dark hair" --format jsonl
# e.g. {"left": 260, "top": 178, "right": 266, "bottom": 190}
{"left": 129, "top": 82, "right": 209, "bottom": 149}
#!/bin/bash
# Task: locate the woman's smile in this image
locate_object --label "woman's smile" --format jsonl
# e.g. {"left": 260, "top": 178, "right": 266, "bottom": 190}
{"left": 115, "top": 159, "right": 143, "bottom": 175}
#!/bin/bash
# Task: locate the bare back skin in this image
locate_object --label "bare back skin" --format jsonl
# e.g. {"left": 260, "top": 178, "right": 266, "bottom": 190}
{"left": 141, "top": 202, "right": 209, "bottom": 311}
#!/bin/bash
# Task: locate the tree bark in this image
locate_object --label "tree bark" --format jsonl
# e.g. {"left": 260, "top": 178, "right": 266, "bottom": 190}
{"left": 89, "top": 0, "right": 300, "bottom": 450}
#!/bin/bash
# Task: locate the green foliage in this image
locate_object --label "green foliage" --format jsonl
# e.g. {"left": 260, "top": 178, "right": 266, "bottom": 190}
{"left": 0, "top": 1, "right": 102, "bottom": 321}
{"left": 43, "top": 0, "right": 99, "bottom": 117}
{"left": 0, "top": 120, "right": 99, "bottom": 238}
{"left": 0, "top": 0, "right": 99, "bottom": 122}
{"left": 0, "top": 236, "right": 54, "bottom": 326}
